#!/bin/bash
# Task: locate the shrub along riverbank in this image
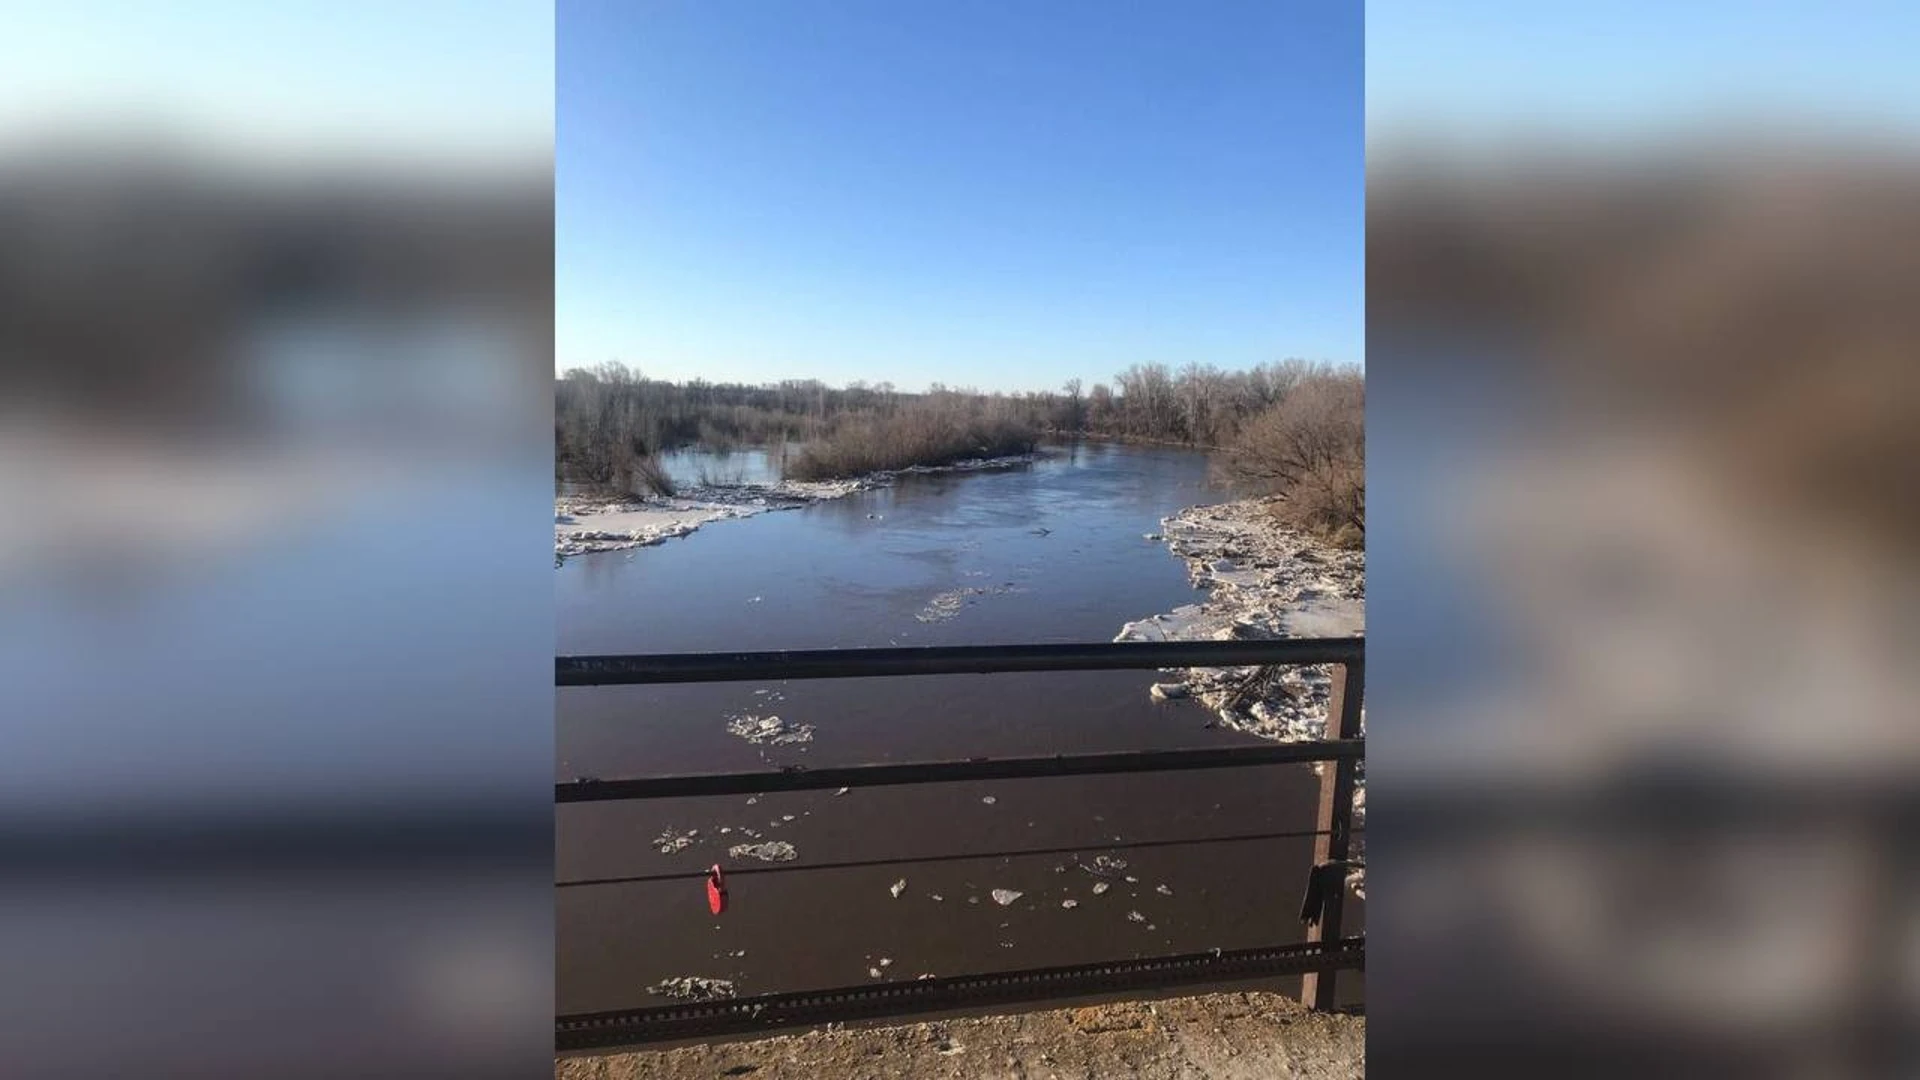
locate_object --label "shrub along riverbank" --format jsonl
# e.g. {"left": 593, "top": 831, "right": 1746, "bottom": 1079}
{"left": 784, "top": 409, "right": 1037, "bottom": 480}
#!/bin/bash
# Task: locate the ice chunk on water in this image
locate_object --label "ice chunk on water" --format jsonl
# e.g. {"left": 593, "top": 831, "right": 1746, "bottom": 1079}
{"left": 648, "top": 976, "right": 735, "bottom": 1001}
{"left": 728, "top": 841, "right": 797, "bottom": 862}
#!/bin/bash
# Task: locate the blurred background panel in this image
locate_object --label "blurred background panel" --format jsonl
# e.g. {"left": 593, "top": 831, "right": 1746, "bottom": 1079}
{"left": 0, "top": 3, "right": 553, "bottom": 1078}
{"left": 1367, "top": 2, "right": 1920, "bottom": 1077}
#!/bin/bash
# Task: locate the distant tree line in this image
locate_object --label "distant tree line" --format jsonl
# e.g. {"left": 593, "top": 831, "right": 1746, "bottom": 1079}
{"left": 558, "top": 358, "right": 1349, "bottom": 456}
{"left": 557, "top": 359, "right": 1363, "bottom": 543}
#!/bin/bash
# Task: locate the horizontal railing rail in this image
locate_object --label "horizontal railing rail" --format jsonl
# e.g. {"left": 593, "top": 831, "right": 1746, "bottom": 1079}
{"left": 558, "top": 740, "right": 1363, "bottom": 802}
{"left": 557, "top": 637, "right": 1363, "bottom": 686}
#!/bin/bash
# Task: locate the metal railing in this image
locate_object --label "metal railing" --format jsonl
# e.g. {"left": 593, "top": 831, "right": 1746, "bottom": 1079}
{"left": 555, "top": 637, "right": 1365, "bottom": 1051}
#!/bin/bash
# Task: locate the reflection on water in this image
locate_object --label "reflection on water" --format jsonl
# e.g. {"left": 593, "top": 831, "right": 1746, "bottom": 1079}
{"left": 654, "top": 443, "right": 798, "bottom": 488}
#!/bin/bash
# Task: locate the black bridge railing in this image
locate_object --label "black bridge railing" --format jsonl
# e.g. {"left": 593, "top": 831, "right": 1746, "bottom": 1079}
{"left": 555, "top": 637, "right": 1365, "bottom": 1052}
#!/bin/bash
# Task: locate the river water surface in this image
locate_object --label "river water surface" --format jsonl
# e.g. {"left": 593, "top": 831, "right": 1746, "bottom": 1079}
{"left": 556, "top": 441, "right": 1360, "bottom": 1014}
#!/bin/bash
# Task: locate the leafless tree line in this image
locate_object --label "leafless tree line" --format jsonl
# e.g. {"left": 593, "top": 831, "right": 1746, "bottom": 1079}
{"left": 558, "top": 360, "right": 1364, "bottom": 535}
{"left": 559, "top": 358, "right": 1348, "bottom": 451}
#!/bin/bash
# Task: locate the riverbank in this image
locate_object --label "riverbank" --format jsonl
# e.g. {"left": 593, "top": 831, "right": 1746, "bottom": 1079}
{"left": 555, "top": 453, "right": 1038, "bottom": 560}
{"left": 1116, "top": 497, "right": 1366, "bottom": 893}
{"left": 555, "top": 478, "right": 870, "bottom": 559}
{"left": 557, "top": 990, "right": 1363, "bottom": 1080}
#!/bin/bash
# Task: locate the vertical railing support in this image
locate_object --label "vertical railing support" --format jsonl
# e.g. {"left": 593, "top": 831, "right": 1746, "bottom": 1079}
{"left": 1300, "top": 658, "right": 1363, "bottom": 1010}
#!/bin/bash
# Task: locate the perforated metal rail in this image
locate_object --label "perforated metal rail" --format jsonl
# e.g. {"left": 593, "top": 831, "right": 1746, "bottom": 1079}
{"left": 557, "top": 938, "right": 1365, "bottom": 1052}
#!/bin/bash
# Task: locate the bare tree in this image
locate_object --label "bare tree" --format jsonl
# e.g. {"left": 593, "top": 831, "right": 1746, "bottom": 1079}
{"left": 1177, "top": 362, "right": 1230, "bottom": 445}
{"left": 1223, "top": 371, "right": 1364, "bottom": 544}
{"left": 1087, "top": 382, "right": 1114, "bottom": 430}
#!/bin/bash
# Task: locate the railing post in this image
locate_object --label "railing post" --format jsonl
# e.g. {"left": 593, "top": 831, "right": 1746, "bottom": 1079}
{"left": 1300, "top": 658, "right": 1363, "bottom": 1011}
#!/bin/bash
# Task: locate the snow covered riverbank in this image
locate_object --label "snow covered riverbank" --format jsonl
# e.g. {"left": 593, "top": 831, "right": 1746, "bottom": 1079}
{"left": 1117, "top": 497, "right": 1367, "bottom": 894}
{"left": 555, "top": 453, "right": 1037, "bottom": 561}
{"left": 555, "top": 478, "right": 871, "bottom": 559}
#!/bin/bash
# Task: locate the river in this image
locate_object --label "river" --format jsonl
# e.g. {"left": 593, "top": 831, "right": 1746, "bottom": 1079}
{"left": 555, "top": 440, "right": 1360, "bottom": 1014}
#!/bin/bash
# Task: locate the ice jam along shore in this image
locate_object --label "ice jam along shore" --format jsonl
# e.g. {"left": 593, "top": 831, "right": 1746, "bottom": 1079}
{"left": 555, "top": 454, "right": 1036, "bottom": 561}
{"left": 1117, "top": 498, "right": 1366, "bottom": 897}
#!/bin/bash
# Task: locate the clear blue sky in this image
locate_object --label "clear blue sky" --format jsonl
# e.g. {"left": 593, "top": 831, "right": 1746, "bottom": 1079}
{"left": 3, "top": 1, "right": 551, "bottom": 164}
{"left": 1369, "top": 0, "right": 1920, "bottom": 138}
{"left": 558, "top": 0, "right": 1362, "bottom": 392}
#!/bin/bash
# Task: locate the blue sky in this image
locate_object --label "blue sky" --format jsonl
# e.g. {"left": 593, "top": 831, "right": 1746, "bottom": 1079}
{"left": 3, "top": 1, "right": 551, "bottom": 164}
{"left": 1369, "top": 0, "right": 1920, "bottom": 139}
{"left": 558, "top": 1, "right": 1362, "bottom": 391}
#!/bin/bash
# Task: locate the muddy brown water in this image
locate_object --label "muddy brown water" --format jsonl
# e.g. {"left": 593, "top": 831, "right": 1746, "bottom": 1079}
{"left": 556, "top": 441, "right": 1362, "bottom": 1016}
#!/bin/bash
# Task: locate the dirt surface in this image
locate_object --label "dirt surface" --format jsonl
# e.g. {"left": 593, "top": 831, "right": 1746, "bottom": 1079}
{"left": 556, "top": 991, "right": 1363, "bottom": 1079}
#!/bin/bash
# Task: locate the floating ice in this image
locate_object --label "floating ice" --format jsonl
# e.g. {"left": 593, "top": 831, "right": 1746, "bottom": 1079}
{"left": 653, "top": 828, "right": 697, "bottom": 855}
{"left": 727, "top": 841, "right": 797, "bottom": 862}
{"left": 726, "top": 714, "right": 814, "bottom": 745}
{"left": 648, "top": 976, "right": 735, "bottom": 1001}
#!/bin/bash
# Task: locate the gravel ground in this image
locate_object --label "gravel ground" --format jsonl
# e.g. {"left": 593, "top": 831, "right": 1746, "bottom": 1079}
{"left": 556, "top": 990, "right": 1363, "bottom": 1080}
